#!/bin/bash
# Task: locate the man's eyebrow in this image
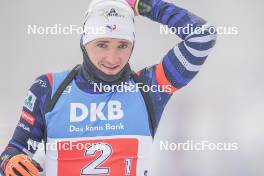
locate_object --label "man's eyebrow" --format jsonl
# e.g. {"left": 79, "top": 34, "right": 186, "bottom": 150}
{"left": 118, "top": 41, "right": 130, "bottom": 44}
{"left": 95, "top": 40, "right": 110, "bottom": 43}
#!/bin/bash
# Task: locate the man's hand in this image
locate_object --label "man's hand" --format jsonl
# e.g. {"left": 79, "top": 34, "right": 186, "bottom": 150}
{"left": 126, "top": 0, "right": 153, "bottom": 16}
{"left": 4, "top": 154, "right": 43, "bottom": 176}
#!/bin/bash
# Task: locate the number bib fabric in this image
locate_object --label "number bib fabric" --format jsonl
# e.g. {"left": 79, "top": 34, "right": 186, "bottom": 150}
{"left": 44, "top": 71, "right": 152, "bottom": 176}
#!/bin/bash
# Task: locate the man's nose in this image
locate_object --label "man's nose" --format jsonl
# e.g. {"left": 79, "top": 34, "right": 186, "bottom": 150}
{"left": 105, "top": 49, "right": 120, "bottom": 65}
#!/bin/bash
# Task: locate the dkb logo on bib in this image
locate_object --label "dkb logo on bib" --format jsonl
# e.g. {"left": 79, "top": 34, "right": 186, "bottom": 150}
{"left": 70, "top": 100, "right": 124, "bottom": 122}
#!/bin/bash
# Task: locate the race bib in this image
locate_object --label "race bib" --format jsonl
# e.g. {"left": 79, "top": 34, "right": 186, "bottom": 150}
{"left": 57, "top": 138, "right": 139, "bottom": 176}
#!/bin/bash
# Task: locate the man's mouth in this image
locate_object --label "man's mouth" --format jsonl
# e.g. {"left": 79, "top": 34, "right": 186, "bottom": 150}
{"left": 102, "top": 64, "right": 119, "bottom": 70}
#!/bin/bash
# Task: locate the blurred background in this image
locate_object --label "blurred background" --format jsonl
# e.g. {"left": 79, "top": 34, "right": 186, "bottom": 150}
{"left": 0, "top": 0, "right": 263, "bottom": 175}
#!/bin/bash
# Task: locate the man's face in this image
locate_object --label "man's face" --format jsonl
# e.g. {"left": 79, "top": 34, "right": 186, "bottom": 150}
{"left": 85, "top": 38, "right": 133, "bottom": 75}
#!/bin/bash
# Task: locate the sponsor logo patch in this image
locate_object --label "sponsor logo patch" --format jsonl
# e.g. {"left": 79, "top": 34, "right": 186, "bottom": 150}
{"left": 106, "top": 24, "right": 117, "bottom": 32}
{"left": 18, "top": 122, "right": 31, "bottom": 132}
{"left": 107, "top": 8, "right": 124, "bottom": 18}
{"left": 23, "top": 91, "right": 36, "bottom": 111}
{"left": 99, "top": 8, "right": 125, "bottom": 21}
{"left": 63, "top": 86, "right": 72, "bottom": 94}
{"left": 21, "top": 110, "right": 35, "bottom": 125}
{"left": 70, "top": 101, "right": 124, "bottom": 122}
{"left": 34, "top": 79, "right": 47, "bottom": 88}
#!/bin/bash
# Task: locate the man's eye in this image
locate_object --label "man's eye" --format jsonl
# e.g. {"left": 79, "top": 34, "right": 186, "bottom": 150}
{"left": 97, "top": 44, "right": 107, "bottom": 48}
{"left": 119, "top": 44, "right": 128, "bottom": 49}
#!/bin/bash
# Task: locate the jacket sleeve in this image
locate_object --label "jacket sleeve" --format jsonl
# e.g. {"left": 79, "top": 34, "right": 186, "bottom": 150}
{"left": 0, "top": 74, "right": 53, "bottom": 175}
{"left": 136, "top": 0, "right": 217, "bottom": 125}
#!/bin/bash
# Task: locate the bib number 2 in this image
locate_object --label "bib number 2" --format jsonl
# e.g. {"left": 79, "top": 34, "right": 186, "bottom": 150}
{"left": 81, "top": 143, "right": 112, "bottom": 175}
{"left": 57, "top": 138, "right": 139, "bottom": 176}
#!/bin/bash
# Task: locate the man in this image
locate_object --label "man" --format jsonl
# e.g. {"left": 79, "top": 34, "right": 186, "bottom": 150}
{"left": 0, "top": 0, "right": 217, "bottom": 175}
